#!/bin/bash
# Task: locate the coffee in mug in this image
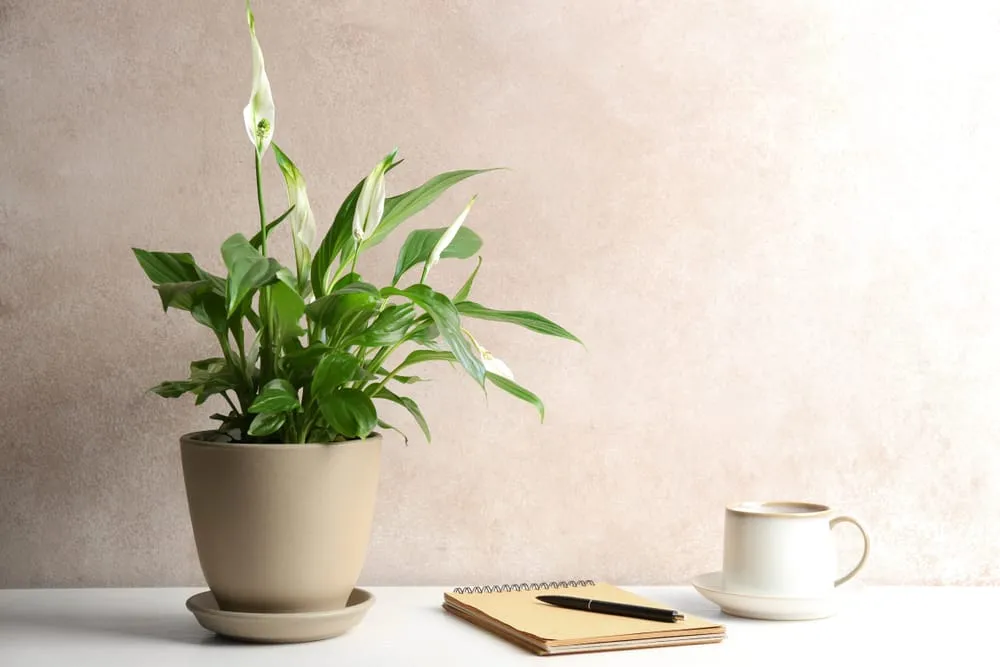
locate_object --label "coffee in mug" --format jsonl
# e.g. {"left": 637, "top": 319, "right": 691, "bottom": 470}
{"left": 722, "top": 501, "right": 869, "bottom": 597}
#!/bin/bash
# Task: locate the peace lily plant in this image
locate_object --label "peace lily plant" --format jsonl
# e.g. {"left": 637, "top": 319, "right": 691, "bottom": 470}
{"left": 132, "top": 2, "right": 580, "bottom": 447}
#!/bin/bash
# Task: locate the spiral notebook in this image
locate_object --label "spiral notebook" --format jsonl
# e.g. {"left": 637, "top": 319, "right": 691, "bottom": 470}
{"left": 443, "top": 580, "right": 725, "bottom": 656}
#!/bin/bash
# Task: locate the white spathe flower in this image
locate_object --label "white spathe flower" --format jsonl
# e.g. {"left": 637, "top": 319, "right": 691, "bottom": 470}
{"left": 427, "top": 195, "right": 476, "bottom": 271}
{"left": 272, "top": 144, "right": 315, "bottom": 285}
{"left": 483, "top": 353, "right": 514, "bottom": 381}
{"left": 464, "top": 328, "right": 514, "bottom": 381}
{"left": 242, "top": 1, "right": 275, "bottom": 156}
{"left": 352, "top": 158, "right": 391, "bottom": 243}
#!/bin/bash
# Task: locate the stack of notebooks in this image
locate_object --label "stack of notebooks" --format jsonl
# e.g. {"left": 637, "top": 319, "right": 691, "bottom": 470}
{"left": 443, "top": 580, "right": 725, "bottom": 656}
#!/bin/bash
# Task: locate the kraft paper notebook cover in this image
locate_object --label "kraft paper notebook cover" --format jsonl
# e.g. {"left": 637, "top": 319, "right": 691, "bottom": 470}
{"left": 443, "top": 580, "right": 726, "bottom": 656}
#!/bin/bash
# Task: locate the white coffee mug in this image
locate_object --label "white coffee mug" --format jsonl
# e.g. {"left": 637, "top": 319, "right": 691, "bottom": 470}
{"left": 722, "top": 501, "right": 870, "bottom": 597}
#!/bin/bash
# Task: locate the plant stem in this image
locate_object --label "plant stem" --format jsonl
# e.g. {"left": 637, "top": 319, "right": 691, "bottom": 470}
{"left": 297, "top": 386, "right": 312, "bottom": 439}
{"left": 352, "top": 344, "right": 369, "bottom": 388}
{"left": 284, "top": 418, "right": 298, "bottom": 445}
{"left": 364, "top": 337, "right": 412, "bottom": 395}
{"left": 254, "top": 151, "right": 273, "bottom": 385}
{"left": 300, "top": 413, "right": 320, "bottom": 443}
{"left": 328, "top": 256, "right": 350, "bottom": 289}
{"left": 234, "top": 324, "right": 247, "bottom": 375}
{"left": 368, "top": 359, "right": 405, "bottom": 397}
{"left": 228, "top": 317, "right": 251, "bottom": 400}
{"left": 222, "top": 392, "right": 239, "bottom": 415}
{"left": 366, "top": 336, "right": 410, "bottom": 375}
{"left": 255, "top": 152, "right": 268, "bottom": 256}
{"left": 365, "top": 346, "right": 391, "bottom": 374}
{"left": 214, "top": 331, "right": 249, "bottom": 411}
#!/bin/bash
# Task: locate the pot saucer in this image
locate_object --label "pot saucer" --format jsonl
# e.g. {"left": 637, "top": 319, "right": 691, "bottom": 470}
{"left": 691, "top": 572, "right": 855, "bottom": 621}
{"left": 186, "top": 588, "right": 374, "bottom": 643}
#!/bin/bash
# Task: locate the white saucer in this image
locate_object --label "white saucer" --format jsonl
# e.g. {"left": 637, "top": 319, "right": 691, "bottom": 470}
{"left": 186, "top": 588, "right": 374, "bottom": 643}
{"left": 691, "top": 572, "right": 855, "bottom": 621}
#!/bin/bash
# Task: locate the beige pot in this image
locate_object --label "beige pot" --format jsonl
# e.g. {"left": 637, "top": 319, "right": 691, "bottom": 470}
{"left": 180, "top": 432, "right": 381, "bottom": 613}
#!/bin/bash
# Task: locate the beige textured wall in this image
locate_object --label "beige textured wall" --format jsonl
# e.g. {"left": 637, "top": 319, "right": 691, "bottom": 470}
{"left": 2, "top": 0, "right": 1000, "bottom": 588}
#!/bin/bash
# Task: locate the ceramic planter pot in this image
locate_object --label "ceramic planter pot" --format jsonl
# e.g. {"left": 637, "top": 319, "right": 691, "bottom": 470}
{"left": 180, "top": 432, "right": 381, "bottom": 613}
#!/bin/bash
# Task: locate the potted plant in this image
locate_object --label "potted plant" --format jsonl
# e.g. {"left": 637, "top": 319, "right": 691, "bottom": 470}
{"left": 132, "top": 1, "right": 579, "bottom": 640}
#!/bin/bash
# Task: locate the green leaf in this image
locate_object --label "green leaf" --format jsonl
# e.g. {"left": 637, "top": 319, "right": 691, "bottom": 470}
{"left": 305, "top": 282, "right": 380, "bottom": 327}
{"left": 454, "top": 256, "right": 482, "bottom": 302}
{"left": 486, "top": 372, "right": 545, "bottom": 421}
{"left": 147, "top": 361, "right": 238, "bottom": 406}
{"left": 270, "top": 278, "right": 306, "bottom": 342}
{"left": 275, "top": 267, "right": 298, "bottom": 291}
{"left": 191, "top": 292, "right": 229, "bottom": 334}
{"left": 410, "top": 320, "right": 440, "bottom": 345}
{"left": 132, "top": 249, "right": 201, "bottom": 284}
{"left": 247, "top": 412, "right": 286, "bottom": 437}
{"left": 456, "top": 301, "right": 581, "bottom": 343}
{"left": 377, "top": 419, "right": 409, "bottom": 445}
{"left": 389, "top": 373, "right": 426, "bottom": 385}
{"left": 332, "top": 272, "right": 362, "bottom": 291}
{"left": 392, "top": 227, "right": 482, "bottom": 284}
{"left": 364, "top": 168, "right": 498, "bottom": 249}
{"left": 360, "top": 303, "right": 416, "bottom": 346}
{"left": 365, "top": 350, "right": 446, "bottom": 393}
{"left": 133, "top": 249, "right": 226, "bottom": 298}
{"left": 249, "top": 205, "right": 294, "bottom": 250}
{"left": 154, "top": 280, "right": 212, "bottom": 312}
{"left": 149, "top": 380, "right": 197, "bottom": 398}
{"left": 311, "top": 351, "right": 363, "bottom": 397}
{"left": 220, "top": 233, "right": 282, "bottom": 316}
{"left": 188, "top": 357, "right": 242, "bottom": 405}
{"left": 381, "top": 285, "right": 484, "bottom": 386}
{"left": 280, "top": 344, "right": 329, "bottom": 388}
{"left": 306, "top": 282, "right": 381, "bottom": 346}
{"left": 189, "top": 357, "right": 229, "bottom": 382}
{"left": 372, "top": 366, "right": 427, "bottom": 385}
{"left": 249, "top": 379, "right": 301, "bottom": 414}
{"left": 373, "top": 387, "right": 431, "bottom": 442}
{"left": 200, "top": 272, "right": 228, "bottom": 297}
{"left": 394, "top": 349, "right": 456, "bottom": 371}
{"left": 318, "top": 388, "right": 378, "bottom": 439}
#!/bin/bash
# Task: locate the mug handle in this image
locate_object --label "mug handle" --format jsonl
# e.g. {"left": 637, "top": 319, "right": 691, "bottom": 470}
{"left": 830, "top": 515, "right": 871, "bottom": 587}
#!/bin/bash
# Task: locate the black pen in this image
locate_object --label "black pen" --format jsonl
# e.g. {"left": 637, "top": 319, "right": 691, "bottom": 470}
{"left": 536, "top": 595, "right": 685, "bottom": 623}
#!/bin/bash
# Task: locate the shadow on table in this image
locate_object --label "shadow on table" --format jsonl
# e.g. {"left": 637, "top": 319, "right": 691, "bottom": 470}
{"left": 0, "top": 608, "right": 257, "bottom": 647}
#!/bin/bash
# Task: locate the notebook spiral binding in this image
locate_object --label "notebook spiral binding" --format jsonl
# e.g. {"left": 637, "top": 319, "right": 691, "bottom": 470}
{"left": 452, "top": 579, "right": 596, "bottom": 594}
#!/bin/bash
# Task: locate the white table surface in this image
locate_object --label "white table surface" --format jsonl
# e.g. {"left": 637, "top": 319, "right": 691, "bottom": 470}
{"left": 0, "top": 585, "right": 993, "bottom": 665}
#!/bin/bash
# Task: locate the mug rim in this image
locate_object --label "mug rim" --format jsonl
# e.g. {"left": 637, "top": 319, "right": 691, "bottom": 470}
{"left": 726, "top": 500, "right": 831, "bottom": 518}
